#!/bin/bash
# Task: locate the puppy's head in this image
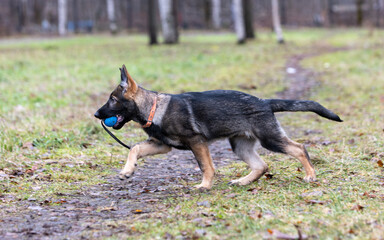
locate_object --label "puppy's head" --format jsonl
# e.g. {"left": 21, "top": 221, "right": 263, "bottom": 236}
{"left": 94, "top": 65, "right": 138, "bottom": 130}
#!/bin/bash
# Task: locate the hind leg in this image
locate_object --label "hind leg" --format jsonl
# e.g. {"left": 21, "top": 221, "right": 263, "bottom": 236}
{"left": 229, "top": 136, "right": 268, "bottom": 185}
{"left": 258, "top": 132, "right": 316, "bottom": 182}
{"left": 282, "top": 137, "right": 316, "bottom": 182}
{"left": 255, "top": 115, "right": 316, "bottom": 182}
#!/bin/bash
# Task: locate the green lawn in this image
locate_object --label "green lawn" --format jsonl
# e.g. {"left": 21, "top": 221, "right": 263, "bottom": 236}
{"left": 1, "top": 29, "right": 384, "bottom": 239}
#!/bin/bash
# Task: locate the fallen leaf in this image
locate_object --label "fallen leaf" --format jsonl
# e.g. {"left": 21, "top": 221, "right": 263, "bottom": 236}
{"left": 351, "top": 204, "right": 364, "bottom": 211}
{"left": 140, "top": 188, "right": 151, "bottom": 193}
{"left": 378, "top": 160, "right": 383, "bottom": 168}
{"left": 362, "top": 191, "right": 379, "bottom": 199}
{"left": 132, "top": 209, "right": 148, "bottom": 214}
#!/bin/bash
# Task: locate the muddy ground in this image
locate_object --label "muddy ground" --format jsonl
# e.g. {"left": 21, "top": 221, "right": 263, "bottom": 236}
{"left": 0, "top": 48, "right": 338, "bottom": 239}
{"left": 0, "top": 141, "right": 235, "bottom": 240}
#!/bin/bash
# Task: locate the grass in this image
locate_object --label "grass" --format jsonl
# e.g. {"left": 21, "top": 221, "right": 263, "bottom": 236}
{"left": 1, "top": 29, "right": 384, "bottom": 239}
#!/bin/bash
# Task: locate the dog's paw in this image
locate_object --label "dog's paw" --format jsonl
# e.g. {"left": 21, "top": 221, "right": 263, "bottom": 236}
{"left": 118, "top": 171, "right": 134, "bottom": 180}
{"left": 228, "top": 179, "right": 252, "bottom": 186}
{"left": 303, "top": 175, "right": 317, "bottom": 183}
{"left": 194, "top": 183, "right": 212, "bottom": 190}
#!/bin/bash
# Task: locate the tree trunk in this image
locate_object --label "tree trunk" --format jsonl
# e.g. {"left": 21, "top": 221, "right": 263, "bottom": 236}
{"left": 327, "top": 0, "right": 334, "bottom": 26}
{"left": 272, "top": 0, "right": 284, "bottom": 44}
{"left": 211, "top": 0, "right": 221, "bottom": 29}
{"left": 58, "top": 0, "right": 67, "bottom": 36}
{"left": 127, "top": 0, "right": 133, "bottom": 29}
{"left": 204, "top": 0, "right": 211, "bottom": 28}
{"left": 377, "top": 0, "right": 384, "bottom": 27}
{"left": 279, "top": 0, "right": 287, "bottom": 25}
{"left": 232, "top": 0, "right": 246, "bottom": 44}
{"left": 107, "top": 0, "right": 118, "bottom": 34}
{"left": 242, "top": 0, "right": 254, "bottom": 39}
{"left": 72, "top": 0, "right": 79, "bottom": 33}
{"left": 148, "top": 0, "right": 158, "bottom": 45}
{"left": 16, "top": 0, "right": 27, "bottom": 33}
{"left": 356, "top": 0, "right": 364, "bottom": 26}
{"left": 158, "top": 0, "right": 179, "bottom": 44}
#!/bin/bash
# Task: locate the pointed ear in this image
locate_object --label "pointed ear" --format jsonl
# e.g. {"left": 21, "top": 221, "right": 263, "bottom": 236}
{"left": 119, "top": 64, "right": 138, "bottom": 99}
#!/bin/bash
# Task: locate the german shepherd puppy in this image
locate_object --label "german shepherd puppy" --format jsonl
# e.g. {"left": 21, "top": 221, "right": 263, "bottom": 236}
{"left": 94, "top": 65, "right": 342, "bottom": 189}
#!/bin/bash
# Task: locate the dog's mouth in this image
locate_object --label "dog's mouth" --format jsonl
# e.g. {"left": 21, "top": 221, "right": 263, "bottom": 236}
{"left": 112, "top": 115, "right": 125, "bottom": 129}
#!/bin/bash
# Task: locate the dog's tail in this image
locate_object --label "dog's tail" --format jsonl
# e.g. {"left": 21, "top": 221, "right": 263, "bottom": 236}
{"left": 267, "top": 99, "right": 343, "bottom": 122}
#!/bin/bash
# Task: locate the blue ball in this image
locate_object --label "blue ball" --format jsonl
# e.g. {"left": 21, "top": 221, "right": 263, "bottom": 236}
{"left": 104, "top": 116, "right": 117, "bottom": 127}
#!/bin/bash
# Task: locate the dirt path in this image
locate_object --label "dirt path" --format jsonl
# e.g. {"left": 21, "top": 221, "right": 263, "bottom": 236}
{"left": 278, "top": 45, "right": 350, "bottom": 100}
{"left": 0, "top": 45, "right": 348, "bottom": 240}
{"left": 0, "top": 142, "right": 236, "bottom": 240}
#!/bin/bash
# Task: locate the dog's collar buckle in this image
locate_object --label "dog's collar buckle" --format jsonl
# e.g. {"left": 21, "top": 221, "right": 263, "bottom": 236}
{"left": 142, "top": 97, "right": 157, "bottom": 128}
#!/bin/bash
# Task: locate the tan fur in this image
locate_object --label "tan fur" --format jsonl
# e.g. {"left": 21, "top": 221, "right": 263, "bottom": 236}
{"left": 283, "top": 137, "right": 316, "bottom": 182}
{"left": 122, "top": 66, "right": 138, "bottom": 99}
{"left": 119, "top": 138, "right": 171, "bottom": 179}
{"left": 189, "top": 143, "right": 215, "bottom": 189}
{"left": 131, "top": 87, "right": 158, "bottom": 116}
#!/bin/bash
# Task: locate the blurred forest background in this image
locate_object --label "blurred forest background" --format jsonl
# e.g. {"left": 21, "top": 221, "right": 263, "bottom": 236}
{"left": 1, "top": 0, "right": 383, "bottom": 41}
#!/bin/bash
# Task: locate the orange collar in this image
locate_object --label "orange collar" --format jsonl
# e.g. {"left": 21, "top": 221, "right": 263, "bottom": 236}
{"left": 142, "top": 97, "right": 157, "bottom": 128}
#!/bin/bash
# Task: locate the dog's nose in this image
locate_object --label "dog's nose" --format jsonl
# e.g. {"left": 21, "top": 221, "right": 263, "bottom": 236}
{"left": 94, "top": 111, "right": 101, "bottom": 119}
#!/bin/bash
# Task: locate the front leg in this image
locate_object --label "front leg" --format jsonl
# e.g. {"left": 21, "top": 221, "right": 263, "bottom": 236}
{"left": 190, "top": 142, "right": 215, "bottom": 189}
{"left": 119, "top": 138, "right": 171, "bottom": 180}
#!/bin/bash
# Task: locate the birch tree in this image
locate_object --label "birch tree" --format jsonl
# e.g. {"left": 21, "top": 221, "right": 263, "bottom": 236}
{"left": 232, "top": 0, "right": 246, "bottom": 44}
{"left": 158, "top": 0, "right": 178, "bottom": 44}
{"left": 271, "top": 0, "right": 284, "bottom": 44}
{"left": 106, "top": 0, "right": 117, "bottom": 34}
{"left": 211, "top": 0, "right": 221, "bottom": 29}
{"left": 58, "top": 0, "right": 67, "bottom": 36}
